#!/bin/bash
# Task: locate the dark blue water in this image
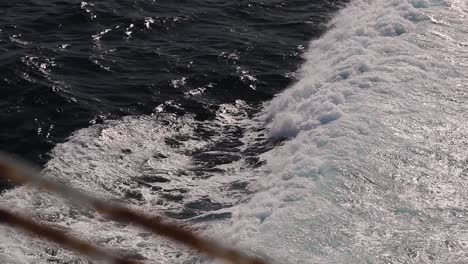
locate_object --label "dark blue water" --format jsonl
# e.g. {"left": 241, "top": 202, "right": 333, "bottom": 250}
{"left": 0, "top": 0, "right": 346, "bottom": 190}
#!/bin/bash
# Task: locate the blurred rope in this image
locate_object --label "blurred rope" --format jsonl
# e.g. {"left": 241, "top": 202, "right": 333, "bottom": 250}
{"left": 0, "top": 153, "right": 267, "bottom": 264}
{"left": 0, "top": 208, "right": 139, "bottom": 264}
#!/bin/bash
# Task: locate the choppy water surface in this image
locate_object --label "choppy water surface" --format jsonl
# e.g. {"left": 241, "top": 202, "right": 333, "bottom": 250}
{"left": 0, "top": 0, "right": 343, "bottom": 166}
{"left": 1, "top": 0, "right": 468, "bottom": 264}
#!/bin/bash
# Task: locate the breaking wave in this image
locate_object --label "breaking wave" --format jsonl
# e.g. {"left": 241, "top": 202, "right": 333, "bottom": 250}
{"left": 2, "top": 0, "right": 468, "bottom": 263}
{"left": 218, "top": 0, "right": 468, "bottom": 263}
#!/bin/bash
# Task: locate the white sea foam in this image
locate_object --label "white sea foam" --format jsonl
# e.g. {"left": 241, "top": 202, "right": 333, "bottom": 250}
{"left": 1, "top": 115, "right": 203, "bottom": 263}
{"left": 0, "top": 101, "right": 262, "bottom": 263}
{"left": 1, "top": 0, "right": 467, "bottom": 263}
{"left": 214, "top": 0, "right": 468, "bottom": 263}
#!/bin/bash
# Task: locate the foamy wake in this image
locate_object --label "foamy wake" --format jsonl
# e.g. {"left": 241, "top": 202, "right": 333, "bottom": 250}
{"left": 0, "top": 100, "right": 268, "bottom": 263}
{"left": 214, "top": 0, "right": 468, "bottom": 263}
{"left": 1, "top": 0, "right": 468, "bottom": 263}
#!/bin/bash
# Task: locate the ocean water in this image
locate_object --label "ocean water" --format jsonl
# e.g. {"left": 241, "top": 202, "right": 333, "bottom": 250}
{"left": 1, "top": 0, "right": 468, "bottom": 264}
{"left": 0, "top": 0, "right": 343, "bottom": 169}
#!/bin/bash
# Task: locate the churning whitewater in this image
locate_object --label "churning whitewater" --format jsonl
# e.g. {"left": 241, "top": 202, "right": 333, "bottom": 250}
{"left": 1, "top": 0, "right": 468, "bottom": 263}
{"left": 223, "top": 0, "right": 468, "bottom": 263}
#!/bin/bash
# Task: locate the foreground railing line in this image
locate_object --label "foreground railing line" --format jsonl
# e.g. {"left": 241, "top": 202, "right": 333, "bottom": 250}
{"left": 0, "top": 208, "right": 140, "bottom": 264}
{"left": 0, "top": 153, "right": 267, "bottom": 264}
